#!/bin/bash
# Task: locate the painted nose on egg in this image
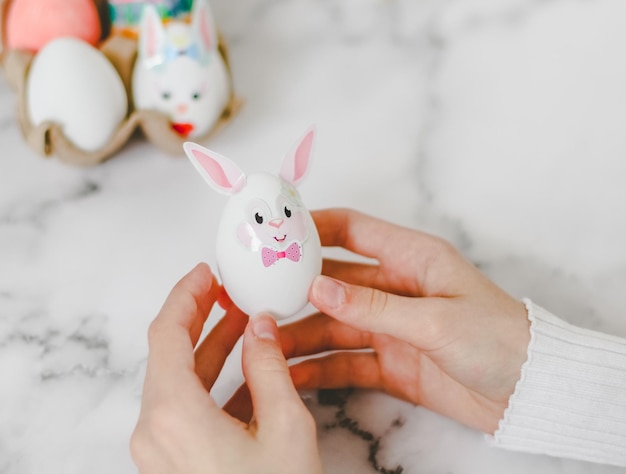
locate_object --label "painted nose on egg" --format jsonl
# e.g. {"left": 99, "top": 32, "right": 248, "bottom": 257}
{"left": 269, "top": 218, "right": 284, "bottom": 228}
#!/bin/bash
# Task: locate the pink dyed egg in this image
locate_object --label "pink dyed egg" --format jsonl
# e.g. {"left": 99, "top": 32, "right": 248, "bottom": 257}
{"left": 7, "top": 0, "right": 102, "bottom": 52}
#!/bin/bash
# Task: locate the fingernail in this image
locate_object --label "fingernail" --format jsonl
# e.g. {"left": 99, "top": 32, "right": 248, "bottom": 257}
{"left": 251, "top": 314, "right": 278, "bottom": 341}
{"left": 314, "top": 275, "right": 346, "bottom": 308}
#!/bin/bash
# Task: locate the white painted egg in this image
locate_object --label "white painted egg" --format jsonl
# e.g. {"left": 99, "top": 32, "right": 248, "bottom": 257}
{"left": 132, "top": 1, "right": 231, "bottom": 139}
{"left": 216, "top": 174, "right": 322, "bottom": 319}
{"left": 184, "top": 128, "right": 322, "bottom": 319}
{"left": 26, "top": 37, "right": 127, "bottom": 152}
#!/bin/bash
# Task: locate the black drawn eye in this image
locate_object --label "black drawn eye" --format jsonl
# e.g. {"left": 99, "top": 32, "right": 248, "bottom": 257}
{"left": 162, "top": 91, "right": 171, "bottom": 100}
{"left": 191, "top": 92, "right": 201, "bottom": 100}
{"left": 254, "top": 212, "right": 264, "bottom": 224}
{"left": 284, "top": 206, "right": 292, "bottom": 218}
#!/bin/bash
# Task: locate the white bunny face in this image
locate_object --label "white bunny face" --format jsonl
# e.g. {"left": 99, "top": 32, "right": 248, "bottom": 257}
{"left": 184, "top": 128, "right": 322, "bottom": 319}
{"left": 132, "top": 0, "right": 230, "bottom": 138}
{"left": 236, "top": 181, "right": 309, "bottom": 253}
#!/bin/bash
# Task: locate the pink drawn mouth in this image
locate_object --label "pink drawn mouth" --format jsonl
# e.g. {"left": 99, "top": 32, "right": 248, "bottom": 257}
{"left": 274, "top": 235, "right": 287, "bottom": 243}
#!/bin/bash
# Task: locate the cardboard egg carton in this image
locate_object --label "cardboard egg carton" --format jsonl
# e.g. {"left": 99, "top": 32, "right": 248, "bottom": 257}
{"left": 0, "top": 0, "right": 240, "bottom": 166}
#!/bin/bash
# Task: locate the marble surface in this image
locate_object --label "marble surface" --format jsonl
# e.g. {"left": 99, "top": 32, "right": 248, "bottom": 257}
{"left": 1, "top": 0, "right": 626, "bottom": 472}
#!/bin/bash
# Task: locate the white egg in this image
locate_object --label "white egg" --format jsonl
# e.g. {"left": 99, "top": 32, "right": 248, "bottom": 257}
{"left": 26, "top": 37, "right": 127, "bottom": 152}
{"left": 184, "top": 128, "right": 322, "bottom": 319}
{"left": 132, "top": 1, "right": 231, "bottom": 139}
{"left": 216, "top": 174, "right": 322, "bottom": 319}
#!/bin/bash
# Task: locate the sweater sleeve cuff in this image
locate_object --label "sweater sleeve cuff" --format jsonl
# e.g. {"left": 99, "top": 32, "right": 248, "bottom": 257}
{"left": 488, "top": 299, "right": 626, "bottom": 467}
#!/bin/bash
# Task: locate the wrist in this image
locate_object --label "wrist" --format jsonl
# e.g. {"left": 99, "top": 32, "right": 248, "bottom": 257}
{"left": 486, "top": 298, "right": 532, "bottom": 434}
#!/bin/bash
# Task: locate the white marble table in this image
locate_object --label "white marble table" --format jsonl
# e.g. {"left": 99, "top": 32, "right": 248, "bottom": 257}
{"left": 2, "top": 0, "right": 626, "bottom": 472}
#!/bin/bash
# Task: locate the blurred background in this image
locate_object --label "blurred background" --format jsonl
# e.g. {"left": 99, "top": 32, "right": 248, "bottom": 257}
{"left": 1, "top": 0, "right": 626, "bottom": 472}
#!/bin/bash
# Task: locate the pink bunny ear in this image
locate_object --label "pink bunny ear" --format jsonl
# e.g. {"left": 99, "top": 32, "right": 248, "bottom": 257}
{"left": 183, "top": 142, "right": 246, "bottom": 195}
{"left": 138, "top": 5, "right": 165, "bottom": 61}
{"left": 280, "top": 126, "right": 316, "bottom": 186}
{"left": 191, "top": 0, "right": 218, "bottom": 53}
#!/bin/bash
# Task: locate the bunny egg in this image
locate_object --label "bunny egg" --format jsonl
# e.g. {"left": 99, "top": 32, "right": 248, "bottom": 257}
{"left": 216, "top": 174, "right": 322, "bottom": 319}
{"left": 132, "top": 1, "right": 231, "bottom": 138}
{"left": 184, "top": 127, "right": 321, "bottom": 320}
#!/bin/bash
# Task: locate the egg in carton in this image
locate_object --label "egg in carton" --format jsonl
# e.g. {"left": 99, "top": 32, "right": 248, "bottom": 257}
{"left": 0, "top": 0, "right": 240, "bottom": 166}
{"left": 132, "top": 1, "right": 231, "bottom": 142}
{"left": 184, "top": 127, "right": 323, "bottom": 320}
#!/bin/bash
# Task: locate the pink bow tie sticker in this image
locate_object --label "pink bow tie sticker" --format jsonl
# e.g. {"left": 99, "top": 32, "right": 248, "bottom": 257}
{"left": 261, "top": 242, "right": 302, "bottom": 267}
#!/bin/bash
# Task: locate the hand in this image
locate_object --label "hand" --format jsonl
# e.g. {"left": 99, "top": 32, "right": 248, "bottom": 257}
{"left": 280, "top": 209, "right": 530, "bottom": 434}
{"left": 131, "top": 263, "right": 321, "bottom": 474}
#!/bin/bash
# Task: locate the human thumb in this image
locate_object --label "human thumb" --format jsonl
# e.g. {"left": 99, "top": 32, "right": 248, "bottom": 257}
{"left": 309, "top": 274, "right": 444, "bottom": 347}
{"left": 242, "top": 313, "right": 307, "bottom": 428}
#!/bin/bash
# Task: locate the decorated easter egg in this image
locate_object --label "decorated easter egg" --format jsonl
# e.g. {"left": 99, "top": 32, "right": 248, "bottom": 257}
{"left": 7, "top": 0, "right": 102, "bottom": 52}
{"left": 26, "top": 37, "right": 128, "bottom": 153}
{"left": 184, "top": 128, "right": 322, "bottom": 319}
{"left": 131, "top": 0, "right": 231, "bottom": 139}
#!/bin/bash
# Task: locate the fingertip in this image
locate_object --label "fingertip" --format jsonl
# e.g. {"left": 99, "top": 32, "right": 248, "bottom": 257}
{"left": 310, "top": 275, "right": 347, "bottom": 310}
{"left": 179, "top": 262, "right": 216, "bottom": 297}
{"left": 249, "top": 313, "right": 279, "bottom": 342}
{"left": 191, "top": 261, "right": 213, "bottom": 279}
{"left": 217, "top": 287, "right": 233, "bottom": 310}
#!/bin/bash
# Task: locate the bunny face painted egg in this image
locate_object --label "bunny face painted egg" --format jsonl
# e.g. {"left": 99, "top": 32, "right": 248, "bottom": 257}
{"left": 132, "top": 0, "right": 231, "bottom": 138}
{"left": 184, "top": 128, "right": 322, "bottom": 319}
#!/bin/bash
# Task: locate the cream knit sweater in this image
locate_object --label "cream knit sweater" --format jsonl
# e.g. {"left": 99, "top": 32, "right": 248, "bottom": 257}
{"left": 490, "top": 300, "right": 626, "bottom": 467}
